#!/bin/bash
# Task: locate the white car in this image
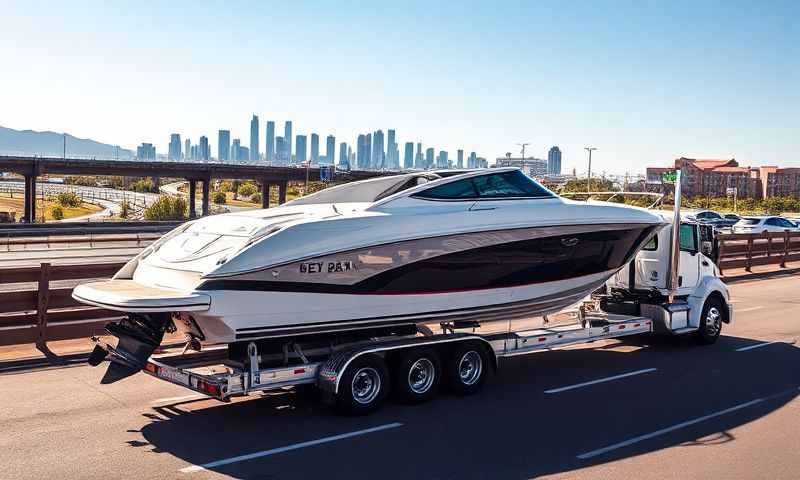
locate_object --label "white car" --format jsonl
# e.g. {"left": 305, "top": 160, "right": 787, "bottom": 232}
{"left": 732, "top": 216, "right": 799, "bottom": 234}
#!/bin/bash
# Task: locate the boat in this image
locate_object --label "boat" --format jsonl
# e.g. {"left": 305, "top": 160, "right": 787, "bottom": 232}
{"left": 73, "top": 168, "right": 666, "bottom": 380}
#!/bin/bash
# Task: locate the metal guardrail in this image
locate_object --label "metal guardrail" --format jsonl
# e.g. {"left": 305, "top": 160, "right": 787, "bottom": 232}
{"left": 716, "top": 231, "right": 800, "bottom": 274}
{"left": 0, "top": 220, "right": 181, "bottom": 236}
{"left": 2, "top": 232, "right": 161, "bottom": 251}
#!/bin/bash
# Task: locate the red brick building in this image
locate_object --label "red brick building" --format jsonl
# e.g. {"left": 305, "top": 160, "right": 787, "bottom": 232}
{"left": 762, "top": 167, "right": 800, "bottom": 197}
{"left": 647, "top": 157, "right": 762, "bottom": 198}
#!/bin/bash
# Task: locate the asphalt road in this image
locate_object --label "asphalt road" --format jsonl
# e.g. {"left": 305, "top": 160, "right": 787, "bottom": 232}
{"left": 1, "top": 275, "right": 799, "bottom": 480}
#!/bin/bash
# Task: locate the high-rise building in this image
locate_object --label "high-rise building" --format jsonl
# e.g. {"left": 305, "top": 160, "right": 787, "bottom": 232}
{"left": 199, "top": 136, "right": 210, "bottom": 161}
{"left": 284, "top": 121, "right": 292, "bottom": 162}
{"left": 386, "top": 129, "right": 396, "bottom": 169}
{"left": 365, "top": 133, "right": 372, "bottom": 168}
{"left": 425, "top": 148, "right": 434, "bottom": 169}
{"left": 184, "top": 138, "right": 191, "bottom": 161}
{"left": 249, "top": 115, "right": 260, "bottom": 162}
{"left": 239, "top": 146, "right": 249, "bottom": 162}
{"left": 356, "top": 135, "right": 367, "bottom": 169}
{"left": 438, "top": 151, "right": 448, "bottom": 168}
{"left": 231, "top": 139, "right": 241, "bottom": 162}
{"left": 136, "top": 143, "right": 156, "bottom": 160}
{"left": 295, "top": 135, "right": 307, "bottom": 163}
{"left": 548, "top": 146, "right": 562, "bottom": 175}
{"left": 218, "top": 130, "right": 230, "bottom": 162}
{"left": 404, "top": 142, "right": 414, "bottom": 169}
{"left": 168, "top": 134, "right": 182, "bottom": 161}
{"left": 339, "top": 142, "right": 348, "bottom": 168}
{"left": 275, "top": 136, "right": 285, "bottom": 164}
{"left": 325, "top": 135, "right": 335, "bottom": 165}
{"left": 372, "top": 130, "right": 384, "bottom": 169}
{"left": 457, "top": 149, "right": 464, "bottom": 169}
{"left": 265, "top": 121, "right": 275, "bottom": 163}
{"left": 310, "top": 133, "right": 320, "bottom": 164}
{"left": 415, "top": 143, "right": 423, "bottom": 169}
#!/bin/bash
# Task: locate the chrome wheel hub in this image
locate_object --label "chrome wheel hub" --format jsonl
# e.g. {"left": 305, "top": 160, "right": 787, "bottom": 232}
{"left": 705, "top": 306, "right": 722, "bottom": 336}
{"left": 351, "top": 367, "right": 381, "bottom": 404}
{"left": 458, "top": 351, "right": 483, "bottom": 386}
{"left": 408, "top": 358, "right": 435, "bottom": 394}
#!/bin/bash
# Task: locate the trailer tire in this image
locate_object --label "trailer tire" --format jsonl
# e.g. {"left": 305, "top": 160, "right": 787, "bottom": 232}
{"left": 695, "top": 296, "right": 724, "bottom": 345}
{"left": 335, "top": 354, "right": 389, "bottom": 415}
{"left": 391, "top": 347, "right": 441, "bottom": 404}
{"left": 445, "top": 342, "right": 489, "bottom": 395}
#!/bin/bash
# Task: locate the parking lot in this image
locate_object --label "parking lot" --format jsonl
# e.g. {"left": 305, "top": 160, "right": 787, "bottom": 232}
{"left": 1, "top": 273, "right": 799, "bottom": 480}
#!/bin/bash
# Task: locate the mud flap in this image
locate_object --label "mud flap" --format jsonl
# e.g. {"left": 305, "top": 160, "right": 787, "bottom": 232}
{"left": 90, "top": 314, "right": 171, "bottom": 384}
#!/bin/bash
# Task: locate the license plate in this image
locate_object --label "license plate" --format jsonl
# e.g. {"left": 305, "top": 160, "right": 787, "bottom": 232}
{"left": 158, "top": 367, "right": 190, "bottom": 385}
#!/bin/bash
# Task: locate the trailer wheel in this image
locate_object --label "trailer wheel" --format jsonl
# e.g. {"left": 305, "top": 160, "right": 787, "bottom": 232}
{"left": 391, "top": 347, "right": 441, "bottom": 404}
{"left": 695, "top": 297, "right": 724, "bottom": 345}
{"left": 335, "top": 354, "right": 389, "bottom": 415}
{"left": 445, "top": 342, "right": 489, "bottom": 395}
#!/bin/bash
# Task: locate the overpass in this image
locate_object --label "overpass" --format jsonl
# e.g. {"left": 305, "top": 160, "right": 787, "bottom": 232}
{"left": 0, "top": 156, "right": 387, "bottom": 222}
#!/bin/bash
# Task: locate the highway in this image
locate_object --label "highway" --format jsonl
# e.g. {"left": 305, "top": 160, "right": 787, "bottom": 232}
{"left": 1, "top": 274, "right": 798, "bottom": 479}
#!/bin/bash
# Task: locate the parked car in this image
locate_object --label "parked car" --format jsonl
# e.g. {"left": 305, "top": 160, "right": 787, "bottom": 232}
{"left": 690, "top": 210, "right": 741, "bottom": 230}
{"left": 732, "top": 216, "right": 800, "bottom": 234}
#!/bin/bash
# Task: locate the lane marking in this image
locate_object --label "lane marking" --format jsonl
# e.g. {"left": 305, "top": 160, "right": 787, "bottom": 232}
{"left": 544, "top": 368, "right": 657, "bottom": 394}
{"left": 180, "top": 422, "right": 404, "bottom": 473}
{"left": 578, "top": 386, "right": 800, "bottom": 460}
{"left": 151, "top": 394, "right": 207, "bottom": 404}
{"left": 577, "top": 399, "right": 764, "bottom": 459}
{"left": 735, "top": 306, "right": 764, "bottom": 313}
{"left": 736, "top": 341, "right": 780, "bottom": 352}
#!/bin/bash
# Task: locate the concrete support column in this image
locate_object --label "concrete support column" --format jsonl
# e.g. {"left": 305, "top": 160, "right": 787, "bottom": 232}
{"left": 201, "top": 179, "right": 210, "bottom": 216}
{"left": 260, "top": 180, "right": 270, "bottom": 209}
{"left": 278, "top": 181, "right": 288, "bottom": 205}
{"left": 23, "top": 175, "right": 36, "bottom": 223}
{"left": 188, "top": 180, "right": 197, "bottom": 219}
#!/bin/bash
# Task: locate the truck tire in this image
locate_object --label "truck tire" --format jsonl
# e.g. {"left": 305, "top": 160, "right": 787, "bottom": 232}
{"left": 391, "top": 347, "right": 441, "bottom": 404}
{"left": 695, "top": 297, "right": 724, "bottom": 345}
{"left": 445, "top": 342, "right": 489, "bottom": 395}
{"left": 335, "top": 354, "right": 389, "bottom": 415}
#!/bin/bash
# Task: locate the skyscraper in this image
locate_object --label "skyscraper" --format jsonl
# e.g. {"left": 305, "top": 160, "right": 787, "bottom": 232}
{"left": 296, "top": 135, "right": 307, "bottom": 163}
{"left": 168, "top": 134, "right": 182, "bottom": 161}
{"left": 365, "top": 133, "right": 372, "bottom": 168}
{"left": 275, "top": 136, "right": 285, "bottom": 164}
{"left": 457, "top": 149, "right": 464, "bottom": 169}
{"left": 249, "top": 115, "right": 260, "bottom": 162}
{"left": 325, "top": 135, "right": 335, "bottom": 165}
{"left": 310, "top": 133, "right": 319, "bottom": 164}
{"left": 438, "top": 150, "right": 448, "bottom": 168}
{"left": 136, "top": 143, "right": 156, "bottom": 160}
{"left": 356, "top": 135, "right": 367, "bottom": 169}
{"left": 386, "top": 129, "right": 396, "bottom": 169}
{"left": 199, "top": 136, "right": 210, "bottom": 161}
{"left": 184, "top": 138, "right": 191, "bottom": 161}
{"left": 339, "top": 142, "right": 348, "bottom": 168}
{"left": 404, "top": 142, "right": 414, "bottom": 169}
{"left": 218, "top": 130, "right": 230, "bottom": 162}
{"left": 231, "top": 139, "right": 241, "bottom": 162}
{"left": 265, "top": 121, "right": 275, "bottom": 163}
{"left": 284, "top": 121, "right": 292, "bottom": 162}
{"left": 468, "top": 151, "right": 477, "bottom": 168}
{"left": 372, "top": 130, "right": 384, "bottom": 169}
{"left": 415, "top": 143, "right": 423, "bottom": 169}
{"left": 425, "top": 148, "right": 434, "bottom": 169}
{"left": 548, "top": 146, "right": 562, "bottom": 174}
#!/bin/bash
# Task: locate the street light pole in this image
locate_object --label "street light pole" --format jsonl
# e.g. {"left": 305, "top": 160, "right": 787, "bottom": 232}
{"left": 516, "top": 142, "right": 530, "bottom": 163}
{"left": 584, "top": 147, "right": 597, "bottom": 193}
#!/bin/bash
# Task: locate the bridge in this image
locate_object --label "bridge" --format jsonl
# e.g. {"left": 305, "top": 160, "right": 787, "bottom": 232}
{"left": 0, "top": 155, "right": 387, "bottom": 222}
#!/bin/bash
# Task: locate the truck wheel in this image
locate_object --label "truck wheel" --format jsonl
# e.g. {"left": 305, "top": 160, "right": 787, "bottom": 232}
{"left": 335, "top": 354, "right": 389, "bottom": 415}
{"left": 392, "top": 347, "right": 441, "bottom": 404}
{"left": 695, "top": 297, "right": 724, "bottom": 345}
{"left": 445, "top": 342, "right": 489, "bottom": 395}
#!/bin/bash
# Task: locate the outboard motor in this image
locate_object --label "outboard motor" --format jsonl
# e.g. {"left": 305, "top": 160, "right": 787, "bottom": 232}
{"left": 88, "top": 313, "right": 173, "bottom": 384}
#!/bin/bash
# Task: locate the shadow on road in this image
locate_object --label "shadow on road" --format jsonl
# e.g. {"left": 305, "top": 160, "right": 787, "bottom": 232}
{"left": 137, "top": 334, "right": 800, "bottom": 479}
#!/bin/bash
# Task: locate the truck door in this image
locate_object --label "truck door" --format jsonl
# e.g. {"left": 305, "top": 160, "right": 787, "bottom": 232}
{"left": 677, "top": 224, "right": 700, "bottom": 292}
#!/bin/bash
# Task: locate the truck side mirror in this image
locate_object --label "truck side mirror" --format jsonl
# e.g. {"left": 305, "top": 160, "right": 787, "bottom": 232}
{"left": 701, "top": 241, "right": 714, "bottom": 257}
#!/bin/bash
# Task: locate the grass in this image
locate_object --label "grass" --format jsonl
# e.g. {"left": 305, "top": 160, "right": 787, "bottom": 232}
{"left": 0, "top": 192, "right": 103, "bottom": 222}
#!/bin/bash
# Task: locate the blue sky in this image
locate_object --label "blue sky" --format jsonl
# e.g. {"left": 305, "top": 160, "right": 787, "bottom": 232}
{"left": 1, "top": 0, "right": 798, "bottom": 174}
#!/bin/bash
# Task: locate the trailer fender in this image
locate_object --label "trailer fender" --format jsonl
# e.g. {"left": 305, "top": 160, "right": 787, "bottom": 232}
{"left": 687, "top": 276, "right": 732, "bottom": 328}
{"left": 318, "top": 335, "right": 496, "bottom": 395}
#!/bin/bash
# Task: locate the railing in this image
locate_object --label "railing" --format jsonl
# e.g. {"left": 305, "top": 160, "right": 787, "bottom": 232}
{"left": 2, "top": 232, "right": 161, "bottom": 252}
{"left": 0, "top": 262, "right": 126, "bottom": 351}
{"left": 716, "top": 231, "right": 800, "bottom": 274}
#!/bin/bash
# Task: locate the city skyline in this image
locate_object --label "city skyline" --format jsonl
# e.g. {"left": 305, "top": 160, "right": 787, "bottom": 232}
{"left": 1, "top": 2, "right": 797, "bottom": 175}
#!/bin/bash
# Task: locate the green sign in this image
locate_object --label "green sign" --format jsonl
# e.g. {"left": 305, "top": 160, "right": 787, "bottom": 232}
{"left": 662, "top": 171, "right": 678, "bottom": 183}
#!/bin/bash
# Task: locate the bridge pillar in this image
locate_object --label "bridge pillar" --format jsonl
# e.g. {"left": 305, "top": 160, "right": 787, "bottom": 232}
{"left": 188, "top": 181, "right": 197, "bottom": 219}
{"left": 23, "top": 175, "right": 36, "bottom": 223}
{"left": 260, "top": 180, "right": 270, "bottom": 209}
{"left": 201, "top": 179, "right": 210, "bottom": 216}
{"left": 278, "top": 181, "right": 288, "bottom": 205}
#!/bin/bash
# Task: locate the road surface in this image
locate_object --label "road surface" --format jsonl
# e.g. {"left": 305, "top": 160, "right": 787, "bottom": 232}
{"left": 1, "top": 275, "right": 798, "bottom": 479}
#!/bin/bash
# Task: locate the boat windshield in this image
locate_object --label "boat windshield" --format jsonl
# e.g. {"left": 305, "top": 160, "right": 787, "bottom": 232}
{"left": 286, "top": 173, "right": 440, "bottom": 205}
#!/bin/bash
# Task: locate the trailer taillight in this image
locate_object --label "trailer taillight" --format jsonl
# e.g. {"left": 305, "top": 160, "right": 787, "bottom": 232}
{"left": 197, "top": 381, "right": 220, "bottom": 397}
{"left": 294, "top": 368, "right": 306, "bottom": 374}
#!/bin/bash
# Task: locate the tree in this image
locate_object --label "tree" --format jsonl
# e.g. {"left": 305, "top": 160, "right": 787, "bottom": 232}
{"left": 561, "top": 178, "right": 614, "bottom": 193}
{"left": 56, "top": 191, "right": 81, "bottom": 208}
{"left": 237, "top": 183, "right": 258, "bottom": 198}
{"left": 143, "top": 196, "right": 187, "bottom": 221}
{"left": 212, "top": 191, "right": 227, "bottom": 205}
{"left": 120, "top": 200, "right": 131, "bottom": 219}
{"left": 50, "top": 205, "right": 64, "bottom": 220}
{"left": 250, "top": 193, "right": 261, "bottom": 204}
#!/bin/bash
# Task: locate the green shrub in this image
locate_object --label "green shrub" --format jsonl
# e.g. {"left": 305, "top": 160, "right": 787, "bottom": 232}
{"left": 132, "top": 178, "right": 156, "bottom": 193}
{"left": 56, "top": 191, "right": 81, "bottom": 208}
{"left": 237, "top": 183, "right": 257, "bottom": 198}
{"left": 218, "top": 181, "right": 233, "bottom": 193}
{"left": 50, "top": 205, "right": 64, "bottom": 220}
{"left": 120, "top": 201, "right": 131, "bottom": 219}
{"left": 143, "top": 196, "right": 187, "bottom": 221}
{"left": 212, "top": 191, "right": 227, "bottom": 205}
{"left": 250, "top": 193, "right": 262, "bottom": 204}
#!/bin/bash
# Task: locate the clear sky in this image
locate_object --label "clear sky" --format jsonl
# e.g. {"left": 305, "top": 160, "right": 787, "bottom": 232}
{"left": 1, "top": 0, "right": 798, "bottom": 174}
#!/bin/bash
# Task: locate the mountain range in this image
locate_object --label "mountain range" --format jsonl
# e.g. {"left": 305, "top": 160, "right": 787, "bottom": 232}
{"left": 0, "top": 126, "right": 134, "bottom": 159}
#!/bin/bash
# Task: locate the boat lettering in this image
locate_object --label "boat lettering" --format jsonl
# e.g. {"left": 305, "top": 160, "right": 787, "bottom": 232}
{"left": 327, "top": 261, "right": 355, "bottom": 273}
{"left": 299, "top": 262, "right": 325, "bottom": 273}
{"left": 299, "top": 261, "right": 355, "bottom": 274}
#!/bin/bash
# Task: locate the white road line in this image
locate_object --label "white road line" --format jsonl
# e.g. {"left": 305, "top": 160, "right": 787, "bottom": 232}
{"left": 180, "top": 422, "right": 404, "bottom": 473}
{"left": 544, "top": 368, "right": 657, "bottom": 394}
{"left": 577, "top": 398, "right": 764, "bottom": 460}
{"left": 736, "top": 341, "right": 780, "bottom": 352}
{"left": 151, "top": 394, "right": 207, "bottom": 404}
{"left": 736, "top": 306, "right": 764, "bottom": 313}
